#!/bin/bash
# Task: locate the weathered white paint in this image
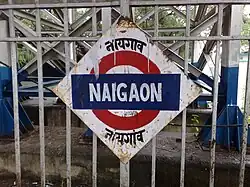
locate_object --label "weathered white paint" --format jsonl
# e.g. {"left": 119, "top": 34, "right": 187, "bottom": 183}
{"left": 52, "top": 19, "right": 202, "bottom": 163}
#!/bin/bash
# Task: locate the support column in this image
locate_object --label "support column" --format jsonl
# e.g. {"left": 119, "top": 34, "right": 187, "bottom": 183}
{"left": 200, "top": 5, "right": 247, "bottom": 151}
{"left": 221, "top": 5, "right": 243, "bottom": 106}
{"left": 0, "top": 19, "right": 10, "bottom": 66}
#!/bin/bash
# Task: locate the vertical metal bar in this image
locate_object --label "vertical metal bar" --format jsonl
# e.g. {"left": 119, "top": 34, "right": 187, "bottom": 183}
{"left": 92, "top": 134, "right": 97, "bottom": 187}
{"left": 8, "top": 0, "right": 21, "bottom": 186}
{"left": 209, "top": 4, "right": 223, "bottom": 187}
{"left": 63, "top": 1, "right": 72, "bottom": 186}
{"left": 92, "top": 0, "right": 97, "bottom": 36}
{"left": 120, "top": 161, "right": 130, "bottom": 187}
{"left": 180, "top": 5, "right": 190, "bottom": 187}
{"left": 102, "top": 8, "right": 111, "bottom": 33}
{"left": 92, "top": 1, "right": 97, "bottom": 186}
{"left": 68, "top": 9, "right": 74, "bottom": 61}
{"left": 35, "top": 0, "right": 46, "bottom": 186}
{"left": 120, "top": 0, "right": 130, "bottom": 18}
{"left": 151, "top": 137, "right": 156, "bottom": 187}
{"left": 119, "top": 1, "right": 130, "bottom": 187}
{"left": 239, "top": 41, "right": 250, "bottom": 187}
{"left": 151, "top": 4, "right": 158, "bottom": 187}
{"left": 154, "top": 5, "right": 159, "bottom": 39}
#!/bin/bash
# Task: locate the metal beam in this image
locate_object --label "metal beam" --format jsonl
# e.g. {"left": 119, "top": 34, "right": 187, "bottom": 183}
{"left": 195, "top": 6, "right": 216, "bottom": 26}
{"left": 120, "top": 0, "right": 130, "bottom": 17}
{"left": 1, "top": 10, "right": 75, "bottom": 71}
{"left": 14, "top": 10, "right": 64, "bottom": 31}
{"left": 195, "top": 5, "right": 208, "bottom": 22}
{"left": 0, "top": 35, "right": 249, "bottom": 42}
{"left": 41, "top": 30, "right": 63, "bottom": 34}
{"left": 19, "top": 9, "right": 102, "bottom": 75}
{"left": 135, "top": 7, "right": 194, "bottom": 26}
{"left": 1, "top": 10, "right": 50, "bottom": 50}
{"left": 5, "top": 15, "right": 68, "bottom": 73}
{"left": 41, "top": 9, "right": 63, "bottom": 25}
{"left": 52, "top": 9, "right": 64, "bottom": 23}
{"left": 136, "top": 9, "right": 155, "bottom": 25}
{"left": 102, "top": 8, "right": 111, "bottom": 32}
{"left": 77, "top": 41, "right": 91, "bottom": 50}
{"left": 22, "top": 41, "right": 37, "bottom": 53}
{"left": 82, "top": 27, "right": 187, "bottom": 34}
{"left": 168, "top": 6, "right": 195, "bottom": 26}
{"left": 196, "top": 23, "right": 217, "bottom": 70}
{"left": 0, "top": 1, "right": 120, "bottom": 9}
{"left": 0, "top": 0, "right": 248, "bottom": 7}
{"left": 167, "top": 6, "right": 226, "bottom": 51}
{"left": 130, "top": 0, "right": 250, "bottom": 6}
{"left": 70, "top": 8, "right": 99, "bottom": 30}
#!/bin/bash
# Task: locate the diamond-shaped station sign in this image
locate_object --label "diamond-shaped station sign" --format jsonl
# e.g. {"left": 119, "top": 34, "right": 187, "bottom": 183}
{"left": 52, "top": 17, "right": 202, "bottom": 163}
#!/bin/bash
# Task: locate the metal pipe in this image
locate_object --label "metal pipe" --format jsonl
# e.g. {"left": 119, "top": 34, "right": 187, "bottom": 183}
{"left": 92, "top": 134, "right": 97, "bottom": 187}
{"left": 180, "top": 5, "right": 190, "bottom": 187}
{"left": 151, "top": 136, "right": 156, "bottom": 187}
{"left": 92, "top": 1, "right": 97, "bottom": 187}
{"left": 35, "top": 0, "right": 46, "bottom": 186}
{"left": 168, "top": 124, "right": 250, "bottom": 128}
{"left": 14, "top": 10, "right": 64, "bottom": 31}
{"left": 0, "top": 2, "right": 120, "bottom": 9}
{"left": 130, "top": 0, "right": 250, "bottom": 6}
{"left": 239, "top": 41, "right": 250, "bottom": 187}
{"left": 8, "top": 0, "right": 21, "bottom": 186}
{"left": 151, "top": 5, "right": 158, "bottom": 187}
{"left": 119, "top": 1, "right": 130, "bottom": 187}
{"left": 120, "top": 161, "right": 130, "bottom": 187}
{"left": 0, "top": 0, "right": 249, "bottom": 10}
{"left": 120, "top": 0, "right": 130, "bottom": 17}
{"left": 2, "top": 35, "right": 250, "bottom": 42}
{"left": 63, "top": 1, "right": 72, "bottom": 186}
{"left": 209, "top": 4, "right": 223, "bottom": 187}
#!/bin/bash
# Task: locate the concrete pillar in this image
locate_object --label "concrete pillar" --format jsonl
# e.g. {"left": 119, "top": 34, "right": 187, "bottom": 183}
{"left": 221, "top": 5, "right": 244, "bottom": 106}
{"left": 0, "top": 20, "right": 10, "bottom": 67}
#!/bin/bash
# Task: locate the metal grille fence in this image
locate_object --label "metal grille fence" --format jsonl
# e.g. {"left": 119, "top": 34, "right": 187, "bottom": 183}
{"left": 1, "top": 0, "right": 250, "bottom": 187}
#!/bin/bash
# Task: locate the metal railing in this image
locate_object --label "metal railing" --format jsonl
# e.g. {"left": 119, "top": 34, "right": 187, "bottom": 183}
{"left": 2, "top": 0, "right": 250, "bottom": 187}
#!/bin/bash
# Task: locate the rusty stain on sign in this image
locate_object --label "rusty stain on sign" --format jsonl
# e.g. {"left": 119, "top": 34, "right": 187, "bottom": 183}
{"left": 52, "top": 17, "right": 202, "bottom": 163}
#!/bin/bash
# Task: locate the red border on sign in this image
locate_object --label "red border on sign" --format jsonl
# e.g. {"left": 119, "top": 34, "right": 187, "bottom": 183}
{"left": 90, "top": 51, "right": 160, "bottom": 130}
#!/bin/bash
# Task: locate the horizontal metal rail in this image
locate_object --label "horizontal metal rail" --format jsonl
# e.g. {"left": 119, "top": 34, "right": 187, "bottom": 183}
{"left": 130, "top": 0, "right": 250, "bottom": 6}
{"left": 168, "top": 124, "right": 250, "bottom": 128}
{"left": 0, "top": 0, "right": 249, "bottom": 9}
{"left": 2, "top": 36, "right": 250, "bottom": 42}
{"left": 0, "top": 2, "right": 120, "bottom": 9}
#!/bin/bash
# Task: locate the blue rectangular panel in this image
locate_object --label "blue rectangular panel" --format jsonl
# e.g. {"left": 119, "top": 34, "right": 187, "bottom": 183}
{"left": 71, "top": 74, "right": 180, "bottom": 110}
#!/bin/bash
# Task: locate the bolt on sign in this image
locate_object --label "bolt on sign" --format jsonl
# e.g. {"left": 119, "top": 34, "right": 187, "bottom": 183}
{"left": 53, "top": 17, "right": 202, "bottom": 163}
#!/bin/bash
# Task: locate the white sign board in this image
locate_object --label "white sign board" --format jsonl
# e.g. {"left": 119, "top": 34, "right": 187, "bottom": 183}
{"left": 53, "top": 18, "right": 202, "bottom": 163}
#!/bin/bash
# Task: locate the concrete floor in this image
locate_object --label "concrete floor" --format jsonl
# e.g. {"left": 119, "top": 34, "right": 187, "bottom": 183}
{"left": 0, "top": 126, "right": 249, "bottom": 187}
